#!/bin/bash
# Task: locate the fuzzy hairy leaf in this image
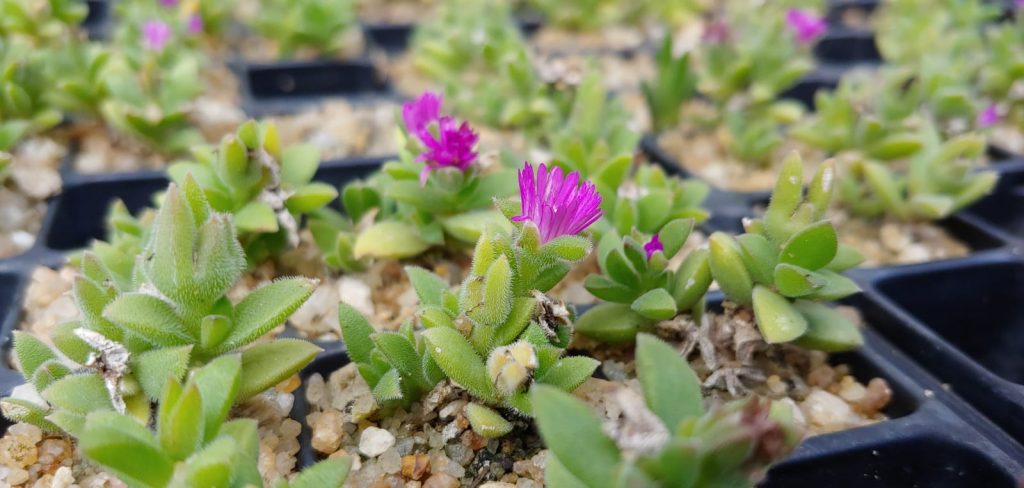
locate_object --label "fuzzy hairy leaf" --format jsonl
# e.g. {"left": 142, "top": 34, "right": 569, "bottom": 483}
{"left": 636, "top": 334, "right": 702, "bottom": 430}
{"left": 52, "top": 322, "right": 94, "bottom": 365}
{"left": 159, "top": 382, "right": 204, "bottom": 461}
{"left": 541, "top": 235, "right": 592, "bottom": 262}
{"left": 183, "top": 436, "right": 234, "bottom": 488}
{"left": 536, "top": 356, "right": 598, "bottom": 393}
{"left": 287, "top": 457, "right": 353, "bottom": 488}
{"left": 191, "top": 355, "right": 242, "bottom": 442}
{"left": 80, "top": 411, "right": 174, "bottom": 488}
{"left": 13, "top": 331, "right": 57, "bottom": 378}
{"left": 219, "top": 278, "right": 315, "bottom": 352}
{"left": 234, "top": 201, "right": 279, "bottom": 233}
{"left": 238, "top": 339, "right": 320, "bottom": 400}
{"left": 373, "top": 368, "right": 405, "bottom": 402}
{"left": 375, "top": 332, "right": 426, "bottom": 388}
{"left": 476, "top": 254, "right": 513, "bottom": 327}
{"left": 42, "top": 373, "right": 113, "bottom": 415}
{"left": 423, "top": 327, "right": 496, "bottom": 403}
{"left": 131, "top": 346, "right": 193, "bottom": 401}
{"left": 465, "top": 403, "right": 513, "bottom": 438}
{"left": 219, "top": 419, "right": 263, "bottom": 487}
{"left": 0, "top": 398, "right": 59, "bottom": 432}
{"left": 532, "top": 385, "right": 621, "bottom": 488}
{"left": 339, "top": 303, "right": 376, "bottom": 365}
{"left": 103, "top": 293, "right": 194, "bottom": 347}
{"left": 405, "top": 266, "right": 449, "bottom": 307}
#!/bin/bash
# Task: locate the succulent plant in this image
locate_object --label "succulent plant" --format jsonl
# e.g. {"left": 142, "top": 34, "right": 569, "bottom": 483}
{"left": 528, "top": 0, "right": 644, "bottom": 31}
{"left": 0, "top": 0, "right": 87, "bottom": 47}
{"left": 977, "top": 20, "right": 1024, "bottom": 133}
{"left": 310, "top": 93, "right": 515, "bottom": 267}
{"left": 0, "top": 39, "right": 63, "bottom": 152}
{"left": 533, "top": 334, "right": 801, "bottom": 488}
{"left": 789, "top": 70, "right": 924, "bottom": 160}
{"left": 575, "top": 218, "right": 711, "bottom": 342}
{"left": 2, "top": 178, "right": 321, "bottom": 435}
{"left": 548, "top": 70, "right": 639, "bottom": 182}
{"left": 340, "top": 162, "right": 603, "bottom": 437}
{"left": 838, "top": 121, "right": 997, "bottom": 221}
{"left": 410, "top": 0, "right": 566, "bottom": 137}
{"left": 248, "top": 0, "right": 359, "bottom": 58}
{"left": 169, "top": 120, "right": 337, "bottom": 263}
{"left": 45, "top": 42, "right": 113, "bottom": 119}
{"left": 77, "top": 355, "right": 352, "bottom": 488}
{"left": 643, "top": 37, "right": 698, "bottom": 133}
{"left": 99, "top": 18, "right": 204, "bottom": 156}
{"left": 598, "top": 162, "right": 710, "bottom": 238}
{"left": 708, "top": 154, "right": 864, "bottom": 351}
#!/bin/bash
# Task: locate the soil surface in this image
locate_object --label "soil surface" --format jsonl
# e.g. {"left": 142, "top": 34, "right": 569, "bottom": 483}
{"left": 833, "top": 209, "right": 970, "bottom": 267}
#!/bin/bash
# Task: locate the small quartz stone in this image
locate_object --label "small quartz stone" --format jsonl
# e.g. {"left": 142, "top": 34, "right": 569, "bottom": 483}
{"left": 480, "top": 483, "right": 515, "bottom": 488}
{"left": 311, "top": 409, "right": 346, "bottom": 453}
{"left": 402, "top": 453, "right": 431, "bottom": 480}
{"left": 423, "top": 473, "right": 460, "bottom": 488}
{"left": 379, "top": 448, "right": 402, "bottom": 474}
{"left": 359, "top": 427, "right": 396, "bottom": 457}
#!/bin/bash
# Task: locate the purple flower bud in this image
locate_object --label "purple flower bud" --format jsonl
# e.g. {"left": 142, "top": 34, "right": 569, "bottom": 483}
{"left": 187, "top": 14, "right": 203, "bottom": 35}
{"left": 512, "top": 163, "right": 603, "bottom": 244}
{"left": 643, "top": 234, "right": 664, "bottom": 259}
{"left": 142, "top": 20, "right": 172, "bottom": 52}
{"left": 977, "top": 104, "right": 1000, "bottom": 128}
{"left": 785, "top": 9, "right": 827, "bottom": 44}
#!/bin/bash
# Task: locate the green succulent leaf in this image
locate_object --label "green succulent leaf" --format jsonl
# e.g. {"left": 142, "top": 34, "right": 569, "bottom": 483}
{"left": 219, "top": 277, "right": 315, "bottom": 352}
{"left": 751, "top": 285, "right": 808, "bottom": 343}
{"left": 80, "top": 411, "right": 175, "bottom": 488}
{"left": 287, "top": 457, "right": 353, "bottom": 488}
{"left": 237, "top": 339, "right": 320, "bottom": 400}
{"left": 532, "top": 385, "right": 621, "bottom": 488}
{"left": 131, "top": 346, "right": 193, "bottom": 401}
{"left": 536, "top": 356, "right": 599, "bottom": 393}
{"left": 465, "top": 403, "right": 513, "bottom": 438}
{"left": 631, "top": 288, "right": 678, "bottom": 321}
{"left": 636, "top": 334, "right": 703, "bottom": 430}
{"left": 354, "top": 220, "right": 434, "bottom": 259}
{"left": 423, "top": 327, "right": 496, "bottom": 403}
{"left": 778, "top": 221, "right": 838, "bottom": 271}
{"left": 792, "top": 301, "right": 864, "bottom": 352}
{"left": 575, "top": 302, "right": 653, "bottom": 343}
{"left": 708, "top": 232, "right": 754, "bottom": 306}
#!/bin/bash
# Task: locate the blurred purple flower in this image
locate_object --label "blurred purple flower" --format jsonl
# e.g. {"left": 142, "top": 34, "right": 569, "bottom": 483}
{"left": 512, "top": 163, "right": 603, "bottom": 244}
{"left": 402, "top": 91, "right": 443, "bottom": 137}
{"left": 643, "top": 234, "right": 664, "bottom": 259}
{"left": 702, "top": 20, "right": 731, "bottom": 44}
{"left": 187, "top": 14, "right": 203, "bottom": 35}
{"left": 977, "top": 104, "right": 1000, "bottom": 127}
{"left": 159, "top": 0, "right": 178, "bottom": 6}
{"left": 786, "top": 9, "right": 827, "bottom": 44}
{"left": 402, "top": 93, "right": 478, "bottom": 185}
{"left": 142, "top": 20, "right": 172, "bottom": 51}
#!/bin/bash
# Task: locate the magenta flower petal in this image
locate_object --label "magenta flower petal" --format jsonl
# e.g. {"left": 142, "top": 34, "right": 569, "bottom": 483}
{"left": 142, "top": 20, "right": 172, "bottom": 52}
{"left": 977, "top": 104, "right": 1000, "bottom": 128}
{"left": 512, "top": 163, "right": 603, "bottom": 243}
{"left": 643, "top": 234, "right": 664, "bottom": 259}
{"left": 187, "top": 14, "right": 203, "bottom": 35}
{"left": 702, "top": 21, "right": 730, "bottom": 44}
{"left": 786, "top": 9, "right": 827, "bottom": 44}
{"left": 402, "top": 92, "right": 443, "bottom": 137}
{"left": 159, "top": 0, "right": 178, "bottom": 6}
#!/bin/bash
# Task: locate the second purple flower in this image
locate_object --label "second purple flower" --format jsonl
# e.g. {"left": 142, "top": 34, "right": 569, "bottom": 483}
{"left": 402, "top": 92, "right": 479, "bottom": 185}
{"left": 512, "top": 162, "right": 603, "bottom": 244}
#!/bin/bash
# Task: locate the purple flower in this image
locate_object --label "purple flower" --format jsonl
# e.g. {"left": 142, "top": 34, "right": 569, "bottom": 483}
{"left": 702, "top": 21, "right": 731, "bottom": 44}
{"left": 187, "top": 14, "right": 203, "bottom": 35}
{"left": 785, "top": 9, "right": 827, "bottom": 44}
{"left": 977, "top": 104, "right": 1000, "bottom": 128}
{"left": 512, "top": 163, "right": 603, "bottom": 244}
{"left": 159, "top": 0, "right": 178, "bottom": 6}
{"left": 402, "top": 92, "right": 443, "bottom": 137}
{"left": 1017, "top": 0, "right": 1024, "bottom": 9}
{"left": 643, "top": 234, "right": 664, "bottom": 259}
{"left": 402, "top": 92, "right": 478, "bottom": 185}
{"left": 142, "top": 20, "right": 172, "bottom": 51}
{"left": 417, "top": 117, "right": 479, "bottom": 185}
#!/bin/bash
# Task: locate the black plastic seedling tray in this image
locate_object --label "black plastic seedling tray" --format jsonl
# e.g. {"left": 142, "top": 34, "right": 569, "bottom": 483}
{"left": 81, "top": 0, "right": 110, "bottom": 40}
{"left": 239, "top": 59, "right": 391, "bottom": 117}
{"left": 814, "top": 26, "right": 881, "bottom": 64}
{"left": 286, "top": 295, "right": 1024, "bottom": 486}
{"left": 964, "top": 160, "right": 1024, "bottom": 240}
